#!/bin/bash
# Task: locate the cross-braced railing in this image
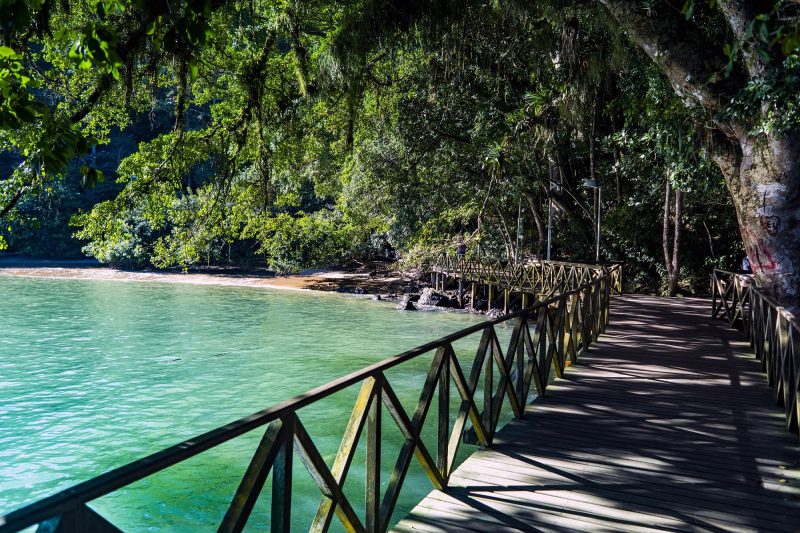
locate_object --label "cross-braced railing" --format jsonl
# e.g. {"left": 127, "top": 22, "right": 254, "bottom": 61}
{"left": 711, "top": 269, "right": 800, "bottom": 437}
{"left": 0, "top": 266, "right": 618, "bottom": 533}
{"left": 432, "top": 255, "right": 623, "bottom": 296}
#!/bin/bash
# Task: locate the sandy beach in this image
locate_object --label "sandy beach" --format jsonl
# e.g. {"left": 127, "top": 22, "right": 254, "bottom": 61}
{"left": 0, "top": 257, "right": 416, "bottom": 294}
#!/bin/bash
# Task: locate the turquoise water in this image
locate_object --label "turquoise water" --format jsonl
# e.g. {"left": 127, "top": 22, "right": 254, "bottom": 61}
{"left": 0, "top": 275, "right": 515, "bottom": 531}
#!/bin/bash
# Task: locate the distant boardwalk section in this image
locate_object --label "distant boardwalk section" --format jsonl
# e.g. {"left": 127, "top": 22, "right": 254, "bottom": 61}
{"left": 396, "top": 296, "right": 800, "bottom": 532}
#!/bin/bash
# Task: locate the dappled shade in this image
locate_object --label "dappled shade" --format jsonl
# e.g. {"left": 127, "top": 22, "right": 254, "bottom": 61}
{"left": 396, "top": 296, "right": 800, "bottom": 532}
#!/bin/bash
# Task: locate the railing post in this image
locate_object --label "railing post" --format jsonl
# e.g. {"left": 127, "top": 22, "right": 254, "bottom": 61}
{"left": 470, "top": 282, "right": 476, "bottom": 310}
{"left": 271, "top": 416, "right": 294, "bottom": 533}
{"left": 484, "top": 338, "right": 494, "bottom": 434}
{"left": 711, "top": 270, "right": 717, "bottom": 317}
{"left": 366, "top": 377, "right": 381, "bottom": 533}
{"left": 438, "top": 356, "right": 450, "bottom": 479}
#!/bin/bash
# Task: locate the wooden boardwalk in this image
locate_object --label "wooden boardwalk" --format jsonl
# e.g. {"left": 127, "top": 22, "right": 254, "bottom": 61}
{"left": 395, "top": 295, "right": 800, "bottom": 532}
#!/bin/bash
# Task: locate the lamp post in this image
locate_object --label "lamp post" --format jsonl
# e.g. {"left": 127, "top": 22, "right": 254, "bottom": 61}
{"left": 583, "top": 179, "right": 601, "bottom": 262}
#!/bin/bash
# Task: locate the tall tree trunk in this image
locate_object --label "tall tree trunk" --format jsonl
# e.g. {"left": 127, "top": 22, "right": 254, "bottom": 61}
{"left": 663, "top": 180, "right": 683, "bottom": 297}
{"left": 525, "top": 194, "right": 546, "bottom": 257}
{"left": 672, "top": 189, "right": 683, "bottom": 296}
{"left": 493, "top": 204, "right": 515, "bottom": 261}
{"left": 712, "top": 132, "right": 800, "bottom": 309}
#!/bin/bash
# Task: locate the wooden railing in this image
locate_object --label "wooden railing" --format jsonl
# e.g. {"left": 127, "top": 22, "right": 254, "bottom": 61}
{"left": 711, "top": 269, "right": 800, "bottom": 437}
{"left": 0, "top": 265, "right": 619, "bottom": 533}
{"left": 431, "top": 255, "right": 623, "bottom": 296}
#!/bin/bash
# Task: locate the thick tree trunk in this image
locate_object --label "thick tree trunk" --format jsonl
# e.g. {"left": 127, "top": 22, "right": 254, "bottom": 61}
{"left": 712, "top": 131, "right": 800, "bottom": 311}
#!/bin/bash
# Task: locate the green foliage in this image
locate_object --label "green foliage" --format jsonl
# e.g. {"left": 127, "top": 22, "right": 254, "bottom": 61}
{"left": 244, "top": 211, "right": 363, "bottom": 273}
{"left": 723, "top": 52, "right": 800, "bottom": 135}
{"left": 72, "top": 201, "right": 155, "bottom": 267}
{"left": 0, "top": 0, "right": 787, "bottom": 293}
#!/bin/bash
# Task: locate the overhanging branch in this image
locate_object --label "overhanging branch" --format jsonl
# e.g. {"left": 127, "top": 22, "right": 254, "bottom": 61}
{"left": 598, "top": 0, "right": 741, "bottom": 113}
{"left": 0, "top": 188, "right": 25, "bottom": 218}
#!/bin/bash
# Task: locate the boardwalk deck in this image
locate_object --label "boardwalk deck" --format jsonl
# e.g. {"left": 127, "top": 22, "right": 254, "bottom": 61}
{"left": 394, "top": 295, "right": 800, "bottom": 532}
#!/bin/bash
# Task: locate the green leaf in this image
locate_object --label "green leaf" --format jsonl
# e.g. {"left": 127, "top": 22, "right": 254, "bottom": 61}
{"left": 0, "top": 46, "right": 16, "bottom": 58}
{"left": 783, "top": 36, "right": 800, "bottom": 56}
{"left": 758, "top": 23, "right": 769, "bottom": 43}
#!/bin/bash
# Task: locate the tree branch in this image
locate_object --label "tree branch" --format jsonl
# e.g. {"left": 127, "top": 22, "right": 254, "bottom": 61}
{"left": 717, "top": 0, "right": 770, "bottom": 77}
{"left": 598, "top": 0, "right": 741, "bottom": 112}
{"left": 0, "top": 187, "right": 25, "bottom": 219}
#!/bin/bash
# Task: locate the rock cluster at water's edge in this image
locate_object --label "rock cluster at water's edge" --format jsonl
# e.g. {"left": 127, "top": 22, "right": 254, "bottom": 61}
{"left": 417, "top": 287, "right": 457, "bottom": 307}
{"left": 396, "top": 294, "right": 417, "bottom": 311}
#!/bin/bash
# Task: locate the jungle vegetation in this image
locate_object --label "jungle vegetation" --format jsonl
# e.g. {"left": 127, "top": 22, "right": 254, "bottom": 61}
{"left": 0, "top": 0, "right": 798, "bottom": 300}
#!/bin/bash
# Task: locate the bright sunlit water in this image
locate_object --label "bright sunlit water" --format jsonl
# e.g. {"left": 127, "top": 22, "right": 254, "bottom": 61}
{"left": 0, "top": 275, "right": 516, "bottom": 531}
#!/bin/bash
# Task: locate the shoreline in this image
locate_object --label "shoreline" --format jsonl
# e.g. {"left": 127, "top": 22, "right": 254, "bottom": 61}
{"left": 0, "top": 257, "right": 417, "bottom": 295}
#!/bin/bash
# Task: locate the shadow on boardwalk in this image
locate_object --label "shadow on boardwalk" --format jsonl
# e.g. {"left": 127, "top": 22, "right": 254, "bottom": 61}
{"left": 395, "top": 295, "right": 800, "bottom": 533}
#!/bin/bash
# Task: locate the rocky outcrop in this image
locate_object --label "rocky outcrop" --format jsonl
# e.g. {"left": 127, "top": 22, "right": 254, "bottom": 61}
{"left": 396, "top": 294, "right": 417, "bottom": 311}
{"left": 417, "top": 287, "right": 456, "bottom": 307}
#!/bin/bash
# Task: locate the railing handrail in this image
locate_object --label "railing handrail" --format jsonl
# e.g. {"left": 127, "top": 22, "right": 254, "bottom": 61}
{"left": 711, "top": 268, "right": 800, "bottom": 441}
{"left": 712, "top": 268, "right": 800, "bottom": 333}
{"left": 1, "top": 262, "right": 620, "bottom": 532}
{"left": 431, "top": 255, "right": 623, "bottom": 296}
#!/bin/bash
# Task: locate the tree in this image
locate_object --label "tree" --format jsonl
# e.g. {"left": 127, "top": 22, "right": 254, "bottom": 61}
{"left": 0, "top": 0, "right": 763, "bottom": 297}
{"left": 598, "top": 0, "right": 800, "bottom": 308}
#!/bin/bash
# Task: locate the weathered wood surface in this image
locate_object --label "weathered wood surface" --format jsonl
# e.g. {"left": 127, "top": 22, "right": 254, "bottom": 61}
{"left": 395, "top": 295, "right": 800, "bottom": 532}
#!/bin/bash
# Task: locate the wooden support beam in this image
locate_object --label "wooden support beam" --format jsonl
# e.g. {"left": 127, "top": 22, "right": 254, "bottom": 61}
{"left": 271, "top": 418, "right": 293, "bottom": 533}
{"left": 365, "top": 382, "right": 380, "bottom": 533}
{"left": 471, "top": 282, "right": 477, "bottom": 310}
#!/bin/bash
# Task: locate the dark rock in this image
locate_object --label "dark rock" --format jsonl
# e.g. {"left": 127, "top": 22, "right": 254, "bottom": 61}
{"left": 418, "top": 287, "right": 455, "bottom": 307}
{"left": 396, "top": 294, "right": 417, "bottom": 311}
{"left": 486, "top": 308, "right": 504, "bottom": 319}
{"left": 472, "top": 298, "right": 487, "bottom": 310}
{"left": 371, "top": 294, "right": 382, "bottom": 301}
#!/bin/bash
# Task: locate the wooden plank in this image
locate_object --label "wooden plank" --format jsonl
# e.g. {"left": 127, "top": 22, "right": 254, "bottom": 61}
{"left": 447, "top": 457, "right": 800, "bottom": 529}
{"left": 414, "top": 489, "right": 688, "bottom": 533}
{"left": 463, "top": 453, "right": 800, "bottom": 520}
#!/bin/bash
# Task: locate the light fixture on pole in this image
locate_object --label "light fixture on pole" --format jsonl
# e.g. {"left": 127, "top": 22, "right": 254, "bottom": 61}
{"left": 582, "top": 179, "right": 601, "bottom": 262}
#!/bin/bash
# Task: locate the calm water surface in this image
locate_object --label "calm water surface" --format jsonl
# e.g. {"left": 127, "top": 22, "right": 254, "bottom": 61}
{"left": 0, "top": 275, "right": 514, "bottom": 531}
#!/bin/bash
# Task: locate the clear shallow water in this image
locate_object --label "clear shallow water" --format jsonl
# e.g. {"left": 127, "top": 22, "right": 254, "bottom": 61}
{"left": 0, "top": 275, "right": 515, "bottom": 531}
